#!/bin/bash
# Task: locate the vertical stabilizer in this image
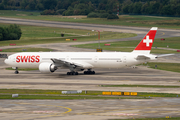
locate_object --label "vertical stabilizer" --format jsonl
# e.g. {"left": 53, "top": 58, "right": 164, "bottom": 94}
{"left": 132, "top": 27, "right": 158, "bottom": 54}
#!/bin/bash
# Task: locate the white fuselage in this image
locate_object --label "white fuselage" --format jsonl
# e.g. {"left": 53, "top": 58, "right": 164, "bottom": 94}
{"left": 5, "top": 52, "right": 155, "bottom": 69}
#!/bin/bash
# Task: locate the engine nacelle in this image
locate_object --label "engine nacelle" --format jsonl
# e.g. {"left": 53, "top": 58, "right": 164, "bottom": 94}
{"left": 39, "top": 62, "right": 57, "bottom": 73}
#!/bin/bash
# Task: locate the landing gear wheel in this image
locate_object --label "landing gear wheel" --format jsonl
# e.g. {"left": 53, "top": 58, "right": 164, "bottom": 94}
{"left": 84, "top": 70, "right": 95, "bottom": 75}
{"left": 67, "top": 72, "right": 79, "bottom": 75}
{"left": 15, "top": 71, "right": 19, "bottom": 74}
{"left": 14, "top": 67, "right": 19, "bottom": 74}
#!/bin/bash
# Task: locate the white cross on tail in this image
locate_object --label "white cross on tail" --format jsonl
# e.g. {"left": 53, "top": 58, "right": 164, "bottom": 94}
{"left": 143, "top": 36, "right": 152, "bottom": 47}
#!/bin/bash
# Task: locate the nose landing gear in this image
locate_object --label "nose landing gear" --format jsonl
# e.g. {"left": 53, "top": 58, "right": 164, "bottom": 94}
{"left": 14, "top": 67, "right": 19, "bottom": 74}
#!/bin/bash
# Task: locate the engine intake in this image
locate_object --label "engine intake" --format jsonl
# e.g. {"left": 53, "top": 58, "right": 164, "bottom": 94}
{"left": 39, "top": 62, "right": 57, "bottom": 73}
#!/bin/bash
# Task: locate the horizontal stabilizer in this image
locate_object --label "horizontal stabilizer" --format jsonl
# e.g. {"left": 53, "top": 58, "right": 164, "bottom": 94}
{"left": 136, "top": 55, "right": 151, "bottom": 60}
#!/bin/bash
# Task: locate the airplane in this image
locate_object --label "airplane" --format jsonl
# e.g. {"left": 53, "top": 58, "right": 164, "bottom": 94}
{"left": 4, "top": 27, "right": 166, "bottom": 75}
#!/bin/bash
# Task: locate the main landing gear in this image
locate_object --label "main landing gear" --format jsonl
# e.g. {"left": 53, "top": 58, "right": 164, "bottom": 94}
{"left": 14, "top": 67, "right": 19, "bottom": 74}
{"left": 66, "top": 69, "right": 96, "bottom": 75}
{"left": 67, "top": 71, "right": 78, "bottom": 75}
{"left": 84, "top": 69, "right": 95, "bottom": 75}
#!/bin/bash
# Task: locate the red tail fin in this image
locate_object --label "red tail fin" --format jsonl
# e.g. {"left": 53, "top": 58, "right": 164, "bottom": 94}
{"left": 132, "top": 27, "right": 158, "bottom": 54}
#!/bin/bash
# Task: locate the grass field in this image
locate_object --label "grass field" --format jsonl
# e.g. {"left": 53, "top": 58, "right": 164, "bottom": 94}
{"left": 1, "top": 10, "right": 180, "bottom": 29}
{"left": 6, "top": 67, "right": 38, "bottom": 71}
{"left": 1, "top": 47, "right": 53, "bottom": 52}
{"left": 0, "top": 95, "right": 128, "bottom": 100}
{"left": 73, "top": 37, "right": 180, "bottom": 49}
{"left": 73, "top": 37, "right": 180, "bottom": 54}
{"left": 0, "top": 89, "right": 179, "bottom": 99}
{"left": 0, "top": 93, "right": 177, "bottom": 100}
{"left": 0, "top": 23, "right": 77, "bottom": 40}
{"left": 0, "top": 89, "right": 101, "bottom": 95}
{"left": 0, "top": 23, "right": 136, "bottom": 46}
{"left": 143, "top": 62, "right": 180, "bottom": 73}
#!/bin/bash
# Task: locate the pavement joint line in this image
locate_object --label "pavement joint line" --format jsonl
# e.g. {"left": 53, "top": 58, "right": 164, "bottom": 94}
{"left": 2, "top": 102, "right": 180, "bottom": 119}
{"left": 0, "top": 111, "right": 62, "bottom": 114}
{"left": 10, "top": 103, "right": 72, "bottom": 120}
{"left": 74, "top": 108, "right": 179, "bottom": 116}
{"left": 90, "top": 114, "right": 137, "bottom": 117}
{"left": 73, "top": 104, "right": 180, "bottom": 116}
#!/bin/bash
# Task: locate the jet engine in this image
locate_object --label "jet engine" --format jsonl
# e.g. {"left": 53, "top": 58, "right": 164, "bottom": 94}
{"left": 39, "top": 62, "right": 57, "bottom": 73}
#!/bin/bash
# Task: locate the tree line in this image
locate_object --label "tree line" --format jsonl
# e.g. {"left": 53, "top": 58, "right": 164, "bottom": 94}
{"left": 0, "top": 0, "right": 180, "bottom": 16}
{"left": 0, "top": 24, "right": 22, "bottom": 41}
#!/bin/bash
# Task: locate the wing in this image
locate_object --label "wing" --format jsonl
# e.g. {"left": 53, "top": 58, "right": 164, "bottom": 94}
{"left": 51, "top": 58, "right": 93, "bottom": 70}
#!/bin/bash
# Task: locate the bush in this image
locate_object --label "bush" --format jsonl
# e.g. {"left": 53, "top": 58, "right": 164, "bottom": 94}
{"left": 0, "top": 24, "right": 22, "bottom": 41}
{"left": 62, "top": 10, "right": 74, "bottom": 16}
{"left": 79, "top": 9, "right": 89, "bottom": 15}
{"left": 0, "top": 3, "right": 4, "bottom": 10}
{"left": 87, "top": 12, "right": 119, "bottom": 19}
{"left": 108, "top": 10, "right": 113, "bottom": 14}
{"left": 0, "top": 27, "right": 4, "bottom": 41}
{"left": 107, "top": 14, "right": 119, "bottom": 19}
{"left": 9, "top": 33, "right": 18, "bottom": 40}
{"left": 40, "top": 9, "right": 57, "bottom": 15}
{"left": 56, "top": 9, "right": 66, "bottom": 15}
{"left": 98, "top": 10, "right": 106, "bottom": 13}
{"left": 8, "top": 24, "right": 22, "bottom": 40}
{"left": 73, "top": 9, "right": 81, "bottom": 15}
{"left": 0, "top": 33, "right": 3, "bottom": 40}
{"left": 87, "top": 12, "right": 99, "bottom": 18}
{"left": 100, "top": 13, "right": 109, "bottom": 18}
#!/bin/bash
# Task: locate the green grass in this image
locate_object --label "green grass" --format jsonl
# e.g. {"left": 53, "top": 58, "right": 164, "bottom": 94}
{"left": 138, "top": 92, "right": 179, "bottom": 97}
{"left": 2, "top": 94, "right": 124, "bottom": 99}
{"left": 0, "top": 89, "right": 140, "bottom": 99}
{"left": 1, "top": 47, "right": 53, "bottom": 52}
{"left": 0, "top": 23, "right": 76, "bottom": 40}
{"left": 73, "top": 37, "right": 180, "bottom": 54}
{"left": 0, "top": 95, "right": 126, "bottom": 100}
{"left": 101, "top": 85, "right": 180, "bottom": 88}
{"left": 0, "top": 89, "right": 102, "bottom": 95}
{"left": 74, "top": 37, "right": 180, "bottom": 49}
{"left": 1, "top": 10, "right": 180, "bottom": 29}
{"left": 6, "top": 67, "right": 38, "bottom": 71}
{"left": 150, "top": 49, "right": 177, "bottom": 54}
{"left": 0, "top": 89, "right": 179, "bottom": 100}
{"left": 144, "top": 62, "right": 180, "bottom": 73}
{"left": 0, "top": 23, "right": 136, "bottom": 46}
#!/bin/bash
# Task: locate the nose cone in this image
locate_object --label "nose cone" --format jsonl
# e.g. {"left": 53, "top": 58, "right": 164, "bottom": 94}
{"left": 4, "top": 59, "right": 9, "bottom": 65}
